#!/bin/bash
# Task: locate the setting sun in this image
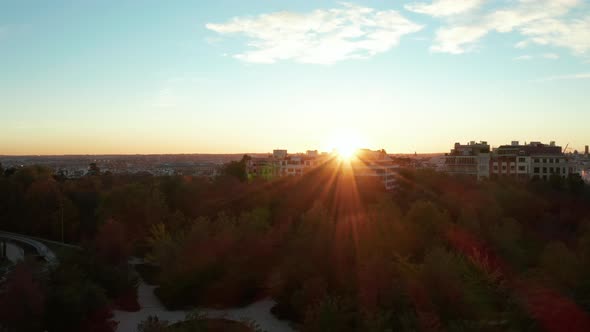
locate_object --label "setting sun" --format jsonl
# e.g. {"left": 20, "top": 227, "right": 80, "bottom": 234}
{"left": 336, "top": 144, "right": 358, "bottom": 161}
{"left": 324, "top": 130, "right": 366, "bottom": 161}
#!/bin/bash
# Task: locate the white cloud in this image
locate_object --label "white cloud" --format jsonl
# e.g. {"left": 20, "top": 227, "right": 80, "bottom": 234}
{"left": 405, "top": 0, "right": 484, "bottom": 17}
{"left": 431, "top": 25, "right": 488, "bottom": 54}
{"left": 539, "top": 72, "right": 590, "bottom": 81}
{"left": 205, "top": 3, "right": 423, "bottom": 64}
{"left": 429, "top": 0, "right": 589, "bottom": 56}
{"left": 514, "top": 55, "right": 533, "bottom": 60}
{"left": 513, "top": 53, "right": 560, "bottom": 60}
{"left": 520, "top": 16, "right": 590, "bottom": 55}
{"left": 542, "top": 53, "right": 560, "bottom": 59}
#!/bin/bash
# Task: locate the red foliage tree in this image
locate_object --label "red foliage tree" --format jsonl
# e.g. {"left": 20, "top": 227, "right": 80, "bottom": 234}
{"left": 0, "top": 263, "right": 45, "bottom": 332}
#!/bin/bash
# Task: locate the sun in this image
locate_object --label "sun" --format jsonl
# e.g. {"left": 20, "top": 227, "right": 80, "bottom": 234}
{"left": 324, "top": 130, "right": 365, "bottom": 161}
{"left": 337, "top": 144, "right": 358, "bottom": 161}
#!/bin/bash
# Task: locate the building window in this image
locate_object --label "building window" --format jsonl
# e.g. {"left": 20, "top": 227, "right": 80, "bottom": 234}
{"left": 549, "top": 158, "right": 553, "bottom": 163}
{"left": 543, "top": 167, "right": 547, "bottom": 173}
{"left": 555, "top": 159, "right": 560, "bottom": 164}
{"left": 543, "top": 159, "right": 547, "bottom": 163}
{"left": 550, "top": 167, "right": 554, "bottom": 173}
{"left": 518, "top": 157, "right": 526, "bottom": 162}
{"left": 502, "top": 165, "right": 507, "bottom": 171}
{"left": 534, "top": 158, "right": 540, "bottom": 163}
{"left": 510, "top": 165, "right": 515, "bottom": 171}
{"left": 519, "top": 166, "right": 526, "bottom": 171}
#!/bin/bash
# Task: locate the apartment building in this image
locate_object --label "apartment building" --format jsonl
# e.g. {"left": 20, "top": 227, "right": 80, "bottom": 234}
{"left": 246, "top": 148, "right": 400, "bottom": 190}
{"left": 246, "top": 149, "right": 327, "bottom": 179}
{"left": 444, "top": 140, "right": 578, "bottom": 180}
{"left": 492, "top": 141, "right": 575, "bottom": 180}
{"left": 444, "top": 141, "right": 491, "bottom": 180}
{"left": 350, "top": 149, "right": 399, "bottom": 190}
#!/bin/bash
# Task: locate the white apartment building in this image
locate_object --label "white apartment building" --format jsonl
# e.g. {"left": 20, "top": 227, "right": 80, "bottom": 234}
{"left": 247, "top": 148, "right": 400, "bottom": 190}
{"left": 492, "top": 141, "right": 576, "bottom": 180}
{"left": 444, "top": 141, "right": 491, "bottom": 180}
{"left": 350, "top": 149, "right": 399, "bottom": 190}
{"left": 247, "top": 149, "right": 327, "bottom": 178}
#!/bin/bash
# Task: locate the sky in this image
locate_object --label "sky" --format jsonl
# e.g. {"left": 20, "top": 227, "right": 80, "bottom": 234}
{"left": 1, "top": 0, "right": 589, "bottom": 155}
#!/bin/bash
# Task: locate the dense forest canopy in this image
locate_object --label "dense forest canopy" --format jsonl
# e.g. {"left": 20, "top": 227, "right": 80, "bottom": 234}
{"left": 1, "top": 160, "right": 590, "bottom": 331}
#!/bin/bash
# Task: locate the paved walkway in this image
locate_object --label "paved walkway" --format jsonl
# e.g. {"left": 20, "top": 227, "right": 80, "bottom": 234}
{"left": 113, "top": 259, "right": 295, "bottom": 332}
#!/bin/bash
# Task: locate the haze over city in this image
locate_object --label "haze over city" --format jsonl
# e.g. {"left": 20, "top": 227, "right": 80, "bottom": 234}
{"left": 2, "top": 0, "right": 589, "bottom": 155}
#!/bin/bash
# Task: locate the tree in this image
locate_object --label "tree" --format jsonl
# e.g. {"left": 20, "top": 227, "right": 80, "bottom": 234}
{"left": 303, "top": 296, "right": 357, "bottom": 332}
{"left": 0, "top": 264, "right": 45, "bottom": 332}
{"left": 137, "top": 315, "right": 168, "bottom": 332}
{"left": 45, "top": 263, "right": 115, "bottom": 332}
{"left": 145, "top": 222, "right": 177, "bottom": 267}
{"left": 95, "top": 218, "right": 130, "bottom": 266}
{"left": 222, "top": 155, "right": 250, "bottom": 182}
{"left": 540, "top": 242, "right": 581, "bottom": 290}
{"left": 88, "top": 163, "right": 101, "bottom": 176}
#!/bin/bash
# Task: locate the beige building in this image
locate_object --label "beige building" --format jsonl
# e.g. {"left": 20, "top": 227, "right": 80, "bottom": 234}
{"left": 492, "top": 141, "right": 575, "bottom": 180}
{"left": 350, "top": 149, "right": 399, "bottom": 190}
{"left": 444, "top": 141, "right": 491, "bottom": 180}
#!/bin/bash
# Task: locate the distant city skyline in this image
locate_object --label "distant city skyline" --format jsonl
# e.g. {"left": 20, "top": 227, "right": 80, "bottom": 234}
{"left": 1, "top": 1, "right": 589, "bottom": 155}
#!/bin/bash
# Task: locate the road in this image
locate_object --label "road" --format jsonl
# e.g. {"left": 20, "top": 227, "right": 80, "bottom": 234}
{"left": 0, "top": 231, "right": 58, "bottom": 267}
{"left": 5, "top": 242, "right": 25, "bottom": 263}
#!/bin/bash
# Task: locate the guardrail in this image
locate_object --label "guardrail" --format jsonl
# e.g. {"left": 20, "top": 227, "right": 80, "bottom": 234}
{"left": 0, "top": 231, "right": 59, "bottom": 267}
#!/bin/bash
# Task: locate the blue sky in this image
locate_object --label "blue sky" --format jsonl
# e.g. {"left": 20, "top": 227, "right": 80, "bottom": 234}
{"left": 1, "top": 0, "right": 589, "bottom": 155}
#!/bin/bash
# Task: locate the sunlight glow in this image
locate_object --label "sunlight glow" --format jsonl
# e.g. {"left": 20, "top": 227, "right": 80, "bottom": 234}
{"left": 323, "top": 130, "right": 366, "bottom": 161}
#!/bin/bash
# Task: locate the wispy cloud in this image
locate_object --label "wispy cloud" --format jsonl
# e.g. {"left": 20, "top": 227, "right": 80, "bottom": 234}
{"left": 542, "top": 53, "right": 560, "bottom": 59}
{"left": 205, "top": 3, "right": 423, "bottom": 64}
{"left": 427, "top": 0, "right": 589, "bottom": 56}
{"left": 405, "top": 0, "right": 484, "bottom": 17}
{"left": 513, "top": 53, "right": 560, "bottom": 60}
{"left": 514, "top": 55, "right": 533, "bottom": 60}
{"left": 538, "top": 72, "right": 590, "bottom": 81}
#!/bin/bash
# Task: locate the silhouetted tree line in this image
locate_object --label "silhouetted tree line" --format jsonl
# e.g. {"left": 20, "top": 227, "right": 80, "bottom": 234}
{"left": 1, "top": 161, "right": 590, "bottom": 331}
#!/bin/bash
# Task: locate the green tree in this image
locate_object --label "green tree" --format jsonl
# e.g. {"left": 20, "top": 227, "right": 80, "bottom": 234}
{"left": 222, "top": 155, "right": 250, "bottom": 182}
{"left": 45, "top": 264, "right": 114, "bottom": 332}
{"left": 540, "top": 241, "right": 581, "bottom": 290}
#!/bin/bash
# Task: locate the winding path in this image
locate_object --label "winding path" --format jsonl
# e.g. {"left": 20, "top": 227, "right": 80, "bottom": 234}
{"left": 113, "top": 259, "right": 295, "bottom": 332}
